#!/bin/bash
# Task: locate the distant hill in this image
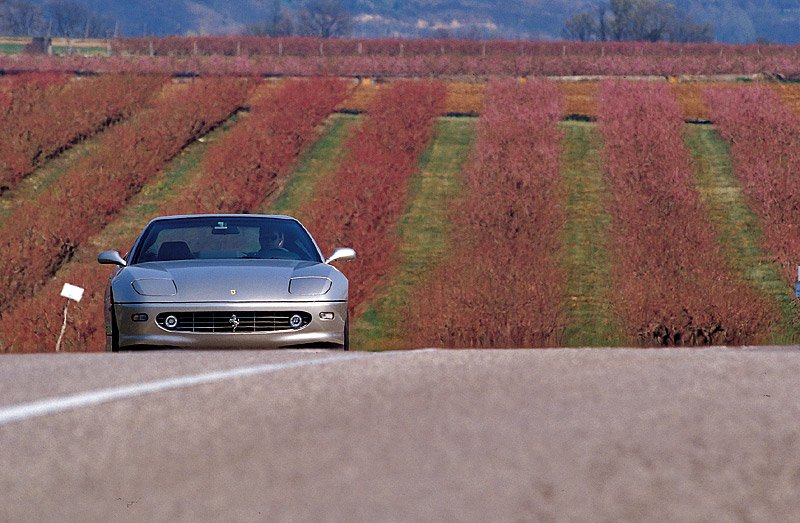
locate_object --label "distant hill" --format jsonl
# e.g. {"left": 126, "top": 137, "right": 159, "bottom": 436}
{"left": 23, "top": 0, "right": 800, "bottom": 43}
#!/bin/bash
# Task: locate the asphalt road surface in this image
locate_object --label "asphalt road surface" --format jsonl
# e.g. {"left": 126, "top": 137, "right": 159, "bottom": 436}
{"left": 2, "top": 347, "right": 800, "bottom": 521}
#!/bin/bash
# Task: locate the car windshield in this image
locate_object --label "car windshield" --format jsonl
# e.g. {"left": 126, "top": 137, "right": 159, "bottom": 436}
{"left": 131, "top": 217, "right": 322, "bottom": 264}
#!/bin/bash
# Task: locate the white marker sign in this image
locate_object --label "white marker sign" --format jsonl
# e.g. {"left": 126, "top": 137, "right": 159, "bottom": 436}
{"left": 60, "top": 283, "right": 85, "bottom": 303}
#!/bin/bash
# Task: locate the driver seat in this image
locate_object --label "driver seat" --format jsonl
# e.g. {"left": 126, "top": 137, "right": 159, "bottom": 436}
{"left": 158, "top": 241, "right": 192, "bottom": 261}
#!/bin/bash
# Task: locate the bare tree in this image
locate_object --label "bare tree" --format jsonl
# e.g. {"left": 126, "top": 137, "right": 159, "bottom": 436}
{"left": 0, "top": 0, "right": 9, "bottom": 34}
{"left": 631, "top": 0, "right": 675, "bottom": 42}
{"left": 609, "top": 0, "right": 637, "bottom": 40}
{"left": 669, "top": 15, "right": 713, "bottom": 43}
{"left": 0, "top": 1, "right": 44, "bottom": 36}
{"left": 246, "top": 0, "right": 293, "bottom": 36}
{"left": 45, "top": 0, "right": 111, "bottom": 38}
{"left": 562, "top": 12, "right": 597, "bottom": 41}
{"left": 296, "top": 0, "right": 352, "bottom": 38}
{"left": 562, "top": 0, "right": 713, "bottom": 43}
{"left": 596, "top": 2, "right": 608, "bottom": 42}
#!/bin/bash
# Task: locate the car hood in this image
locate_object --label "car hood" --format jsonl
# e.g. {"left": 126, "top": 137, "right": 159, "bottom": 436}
{"left": 111, "top": 259, "right": 348, "bottom": 303}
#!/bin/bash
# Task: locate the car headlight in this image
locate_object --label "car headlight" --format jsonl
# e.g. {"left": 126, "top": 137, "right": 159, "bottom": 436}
{"left": 289, "top": 277, "right": 332, "bottom": 296}
{"left": 132, "top": 278, "right": 177, "bottom": 296}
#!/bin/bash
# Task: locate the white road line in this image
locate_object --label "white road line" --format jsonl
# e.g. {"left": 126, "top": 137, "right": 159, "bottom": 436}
{"left": 0, "top": 353, "right": 367, "bottom": 427}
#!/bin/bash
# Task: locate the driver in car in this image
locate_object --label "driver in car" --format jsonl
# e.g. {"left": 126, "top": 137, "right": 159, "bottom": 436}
{"left": 254, "top": 227, "right": 292, "bottom": 259}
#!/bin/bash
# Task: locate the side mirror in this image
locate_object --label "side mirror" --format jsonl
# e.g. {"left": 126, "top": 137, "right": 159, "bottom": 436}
{"left": 325, "top": 248, "right": 356, "bottom": 264}
{"left": 97, "top": 250, "right": 127, "bottom": 267}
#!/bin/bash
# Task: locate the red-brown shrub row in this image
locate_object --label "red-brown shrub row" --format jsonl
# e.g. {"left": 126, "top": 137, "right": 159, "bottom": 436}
{"left": 597, "top": 81, "right": 775, "bottom": 345}
{"left": 170, "top": 77, "right": 347, "bottom": 214}
{"left": 408, "top": 80, "right": 566, "bottom": 348}
{"left": 0, "top": 74, "right": 164, "bottom": 190}
{"left": 706, "top": 86, "right": 800, "bottom": 284}
{"left": 0, "top": 73, "right": 69, "bottom": 119}
{"left": 3, "top": 40, "right": 800, "bottom": 77}
{"left": 0, "top": 78, "right": 250, "bottom": 319}
{"left": 303, "top": 80, "right": 445, "bottom": 310}
{"left": 112, "top": 37, "right": 799, "bottom": 62}
{"left": 0, "top": 261, "right": 104, "bottom": 352}
{"left": 0, "top": 78, "right": 345, "bottom": 352}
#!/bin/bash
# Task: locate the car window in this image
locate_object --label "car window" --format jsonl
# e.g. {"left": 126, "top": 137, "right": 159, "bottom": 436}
{"left": 132, "top": 217, "right": 322, "bottom": 264}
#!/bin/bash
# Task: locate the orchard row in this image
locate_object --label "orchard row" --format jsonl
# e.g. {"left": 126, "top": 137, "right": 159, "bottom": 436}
{"left": 3, "top": 38, "right": 800, "bottom": 77}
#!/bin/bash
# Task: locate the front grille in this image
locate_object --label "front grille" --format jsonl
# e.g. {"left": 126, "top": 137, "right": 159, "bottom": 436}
{"left": 156, "top": 311, "right": 312, "bottom": 333}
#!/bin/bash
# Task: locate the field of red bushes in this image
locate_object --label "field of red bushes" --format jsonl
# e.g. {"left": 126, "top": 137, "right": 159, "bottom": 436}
{"left": 0, "top": 77, "right": 249, "bottom": 317}
{"left": 1, "top": 77, "right": 346, "bottom": 352}
{"left": 2, "top": 38, "right": 800, "bottom": 78}
{"left": 597, "top": 81, "right": 775, "bottom": 345}
{"left": 0, "top": 74, "right": 161, "bottom": 192}
{"left": 706, "top": 86, "right": 800, "bottom": 285}
{"left": 170, "top": 77, "right": 347, "bottom": 215}
{"left": 303, "top": 80, "right": 445, "bottom": 311}
{"left": 0, "top": 62, "right": 799, "bottom": 351}
{"left": 408, "top": 79, "right": 567, "bottom": 348}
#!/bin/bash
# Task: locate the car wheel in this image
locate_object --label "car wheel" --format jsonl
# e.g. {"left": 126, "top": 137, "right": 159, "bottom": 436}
{"left": 343, "top": 317, "right": 349, "bottom": 351}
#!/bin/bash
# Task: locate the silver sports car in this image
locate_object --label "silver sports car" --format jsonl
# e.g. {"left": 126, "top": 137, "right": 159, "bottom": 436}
{"left": 98, "top": 214, "right": 355, "bottom": 351}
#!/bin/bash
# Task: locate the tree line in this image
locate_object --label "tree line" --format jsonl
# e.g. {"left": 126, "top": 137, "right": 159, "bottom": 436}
{"left": 563, "top": 0, "right": 713, "bottom": 43}
{"left": 0, "top": 0, "right": 114, "bottom": 38}
{"left": 1, "top": 0, "right": 713, "bottom": 42}
{"left": 246, "top": 0, "right": 353, "bottom": 38}
{"left": 0, "top": 0, "right": 354, "bottom": 39}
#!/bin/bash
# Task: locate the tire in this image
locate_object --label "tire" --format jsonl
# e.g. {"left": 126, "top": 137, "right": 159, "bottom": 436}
{"left": 343, "top": 317, "right": 350, "bottom": 351}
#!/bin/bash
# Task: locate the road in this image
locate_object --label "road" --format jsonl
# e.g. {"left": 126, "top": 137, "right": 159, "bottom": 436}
{"left": 1, "top": 347, "right": 799, "bottom": 521}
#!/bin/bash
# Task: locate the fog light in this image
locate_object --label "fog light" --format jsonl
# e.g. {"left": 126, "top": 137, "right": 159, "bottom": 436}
{"left": 319, "top": 312, "right": 335, "bottom": 321}
{"left": 289, "top": 314, "right": 304, "bottom": 329}
{"left": 164, "top": 315, "right": 178, "bottom": 329}
{"left": 131, "top": 313, "right": 149, "bottom": 322}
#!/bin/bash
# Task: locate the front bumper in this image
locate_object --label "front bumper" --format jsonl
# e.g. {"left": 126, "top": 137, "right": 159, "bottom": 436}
{"left": 111, "top": 301, "right": 347, "bottom": 350}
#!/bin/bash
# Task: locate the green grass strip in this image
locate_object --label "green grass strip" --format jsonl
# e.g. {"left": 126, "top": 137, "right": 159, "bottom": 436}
{"left": 559, "top": 121, "right": 626, "bottom": 347}
{"left": 267, "top": 113, "right": 360, "bottom": 216}
{"left": 0, "top": 44, "right": 105, "bottom": 55}
{"left": 0, "top": 136, "right": 101, "bottom": 224}
{"left": 51, "top": 46, "right": 107, "bottom": 55}
{"left": 0, "top": 43, "right": 24, "bottom": 54}
{"left": 352, "top": 116, "right": 476, "bottom": 350}
{"left": 685, "top": 124, "right": 800, "bottom": 344}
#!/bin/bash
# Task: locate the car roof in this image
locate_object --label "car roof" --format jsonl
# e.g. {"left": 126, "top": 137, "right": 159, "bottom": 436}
{"left": 149, "top": 214, "right": 297, "bottom": 222}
